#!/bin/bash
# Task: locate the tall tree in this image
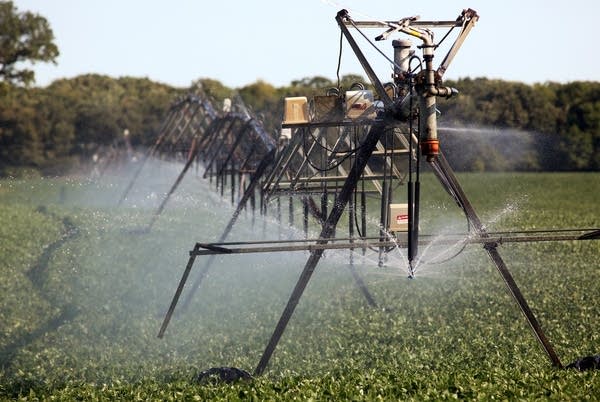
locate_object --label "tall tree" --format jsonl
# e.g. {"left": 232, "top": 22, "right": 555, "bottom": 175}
{"left": 0, "top": 1, "right": 59, "bottom": 85}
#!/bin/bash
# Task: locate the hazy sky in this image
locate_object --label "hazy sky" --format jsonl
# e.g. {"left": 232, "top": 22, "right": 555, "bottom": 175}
{"left": 14, "top": 0, "right": 600, "bottom": 89}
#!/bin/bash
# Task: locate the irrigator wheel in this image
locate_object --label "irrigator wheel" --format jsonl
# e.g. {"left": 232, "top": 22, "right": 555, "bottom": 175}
{"left": 566, "top": 355, "right": 600, "bottom": 371}
{"left": 194, "top": 366, "right": 253, "bottom": 383}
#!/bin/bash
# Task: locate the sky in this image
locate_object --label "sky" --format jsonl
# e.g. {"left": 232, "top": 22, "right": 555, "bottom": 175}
{"left": 14, "top": 0, "right": 600, "bottom": 89}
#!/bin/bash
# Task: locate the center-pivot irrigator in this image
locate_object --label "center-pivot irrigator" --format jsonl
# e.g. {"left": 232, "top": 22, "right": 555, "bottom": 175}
{"left": 151, "top": 8, "right": 600, "bottom": 381}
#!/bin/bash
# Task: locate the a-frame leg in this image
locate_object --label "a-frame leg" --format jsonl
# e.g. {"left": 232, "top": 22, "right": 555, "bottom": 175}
{"left": 429, "top": 151, "right": 562, "bottom": 368}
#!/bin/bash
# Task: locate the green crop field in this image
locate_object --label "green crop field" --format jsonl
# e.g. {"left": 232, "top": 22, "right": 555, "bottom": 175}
{"left": 1, "top": 170, "right": 599, "bottom": 401}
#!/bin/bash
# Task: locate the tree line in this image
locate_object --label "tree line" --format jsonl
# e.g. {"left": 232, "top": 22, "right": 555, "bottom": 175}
{"left": 0, "top": 74, "right": 599, "bottom": 176}
{"left": 438, "top": 78, "right": 600, "bottom": 171}
{"left": 0, "top": 75, "right": 181, "bottom": 175}
{"left": 0, "top": 1, "right": 597, "bottom": 175}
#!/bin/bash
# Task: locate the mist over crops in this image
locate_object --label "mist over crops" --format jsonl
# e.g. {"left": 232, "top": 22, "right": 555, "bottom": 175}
{"left": 1, "top": 166, "right": 599, "bottom": 399}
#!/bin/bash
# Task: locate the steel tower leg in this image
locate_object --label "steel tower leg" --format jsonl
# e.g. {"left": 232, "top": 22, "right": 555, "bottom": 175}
{"left": 429, "top": 151, "right": 562, "bottom": 368}
{"left": 254, "top": 122, "right": 386, "bottom": 376}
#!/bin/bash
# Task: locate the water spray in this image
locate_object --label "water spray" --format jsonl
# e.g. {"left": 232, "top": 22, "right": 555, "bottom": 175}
{"left": 117, "top": 95, "right": 215, "bottom": 207}
{"left": 147, "top": 7, "right": 600, "bottom": 381}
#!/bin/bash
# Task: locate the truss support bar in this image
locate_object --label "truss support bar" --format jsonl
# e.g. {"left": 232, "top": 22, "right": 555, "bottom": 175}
{"left": 348, "top": 20, "right": 462, "bottom": 29}
{"left": 187, "top": 232, "right": 598, "bottom": 256}
{"left": 336, "top": 10, "right": 392, "bottom": 107}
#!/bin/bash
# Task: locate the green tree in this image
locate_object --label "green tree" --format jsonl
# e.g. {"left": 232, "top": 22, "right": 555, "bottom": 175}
{"left": 192, "top": 78, "right": 234, "bottom": 105}
{"left": 0, "top": 1, "right": 59, "bottom": 85}
{"left": 0, "top": 87, "right": 45, "bottom": 168}
{"left": 290, "top": 76, "right": 334, "bottom": 90}
{"left": 239, "top": 80, "right": 278, "bottom": 112}
{"left": 339, "top": 74, "right": 369, "bottom": 91}
{"left": 552, "top": 82, "right": 599, "bottom": 170}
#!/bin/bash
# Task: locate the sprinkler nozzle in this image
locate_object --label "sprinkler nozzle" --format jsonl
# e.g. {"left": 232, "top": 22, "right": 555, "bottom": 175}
{"left": 408, "top": 261, "right": 415, "bottom": 279}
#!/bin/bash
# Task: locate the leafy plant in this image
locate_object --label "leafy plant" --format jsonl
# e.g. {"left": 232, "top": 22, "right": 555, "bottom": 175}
{"left": 0, "top": 172, "right": 598, "bottom": 400}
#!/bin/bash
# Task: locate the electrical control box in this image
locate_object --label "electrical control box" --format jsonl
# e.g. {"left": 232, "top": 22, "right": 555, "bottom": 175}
{"left": 388, "top": 203, "right": 409, "bottom": 232}
{"left": 345, "top": 90, "right": 376, "bottom": 119}
{"left": 283, "top": 97, "right": 309, "bottom": 124}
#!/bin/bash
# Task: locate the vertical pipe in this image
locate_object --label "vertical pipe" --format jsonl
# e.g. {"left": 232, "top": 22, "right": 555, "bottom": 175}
{"left": 239, "top": 172, "right": 244, "bottom": 204}
{"left": 348, "top": 193, "right": 355, "bottom": 265}
{"left": 276, "top": 196, "right": 281, "bottom": 222}
{"left": 403, "top": 45, "right": 417, "bottom": 271}
{"left": 303, "top": 197, "right": 309, "bottom": 238}
{"left": 361, "top": 184, "right": 367, "bottom": 256}
{"left": 260, "top": 187, "right": 265, "bottom": 215}
{"left": 251, "top": 186, "right": 256, "bottom": 228}
{"left": 215, "top": 162, "right": 219, "bottom": 190}
{"left": 419, "top": 49, "right": 440, "bottom": 161}
{"left": 231, "top": 162, "right": 235, "bottom": 205}
{"left": 408, "top": 99, "right": 419, "bottom": 275}
{"left": 220, "top": 163, "right": 225, "bottom": 198}
{"left": 321, "top": 188, "right": 328, "bottom": 229}
{"left": 276, "top": 197, "right": 282, "bottom": 239}
{"left": 393, "top": 39, "right": 412, "bottom": 77}
{"left": 288, "top": 196, "right": 294, "bottom": 228}
{"left": 407, "top": 178, "right": 419, "bottom": 278}
{"left": 378, "top": 180, "right": 389, "bottom": 267}
{"left": 332, "top": 191, "right": 338, "bottom": 239}
{"left": 262, "top": 195, "right": 268, "bottom": 237}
